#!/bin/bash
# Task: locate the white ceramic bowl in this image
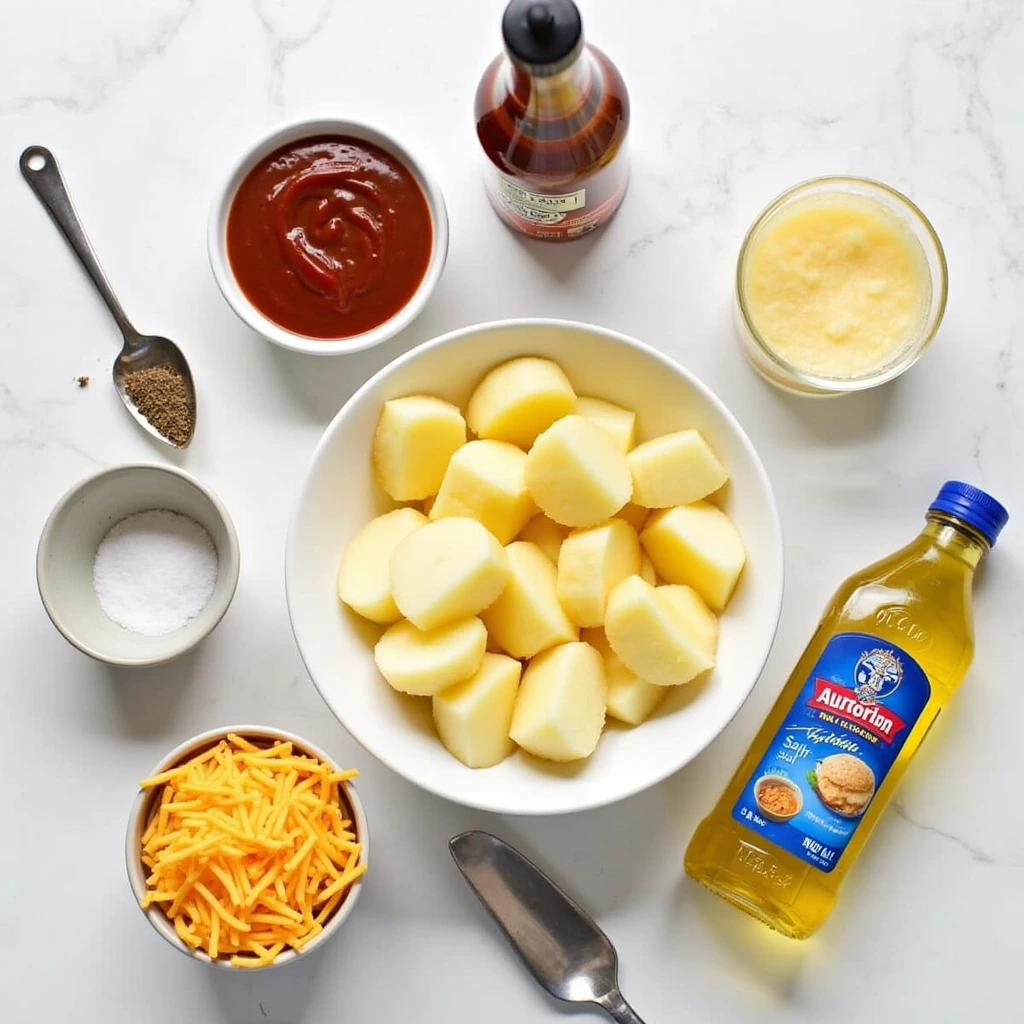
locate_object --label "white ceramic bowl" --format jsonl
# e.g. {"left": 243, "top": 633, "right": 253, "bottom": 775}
{"left": 286, "top": 320, "right": 784, "bottom": 815}
{"left": 125, "top": 725, "right": 368, "bottom": 969}
{"left": 207, "top": 117, "right": 449, "bottom": 356}
{"left": 37, "top": 463, "right": 240, "bottom": 667}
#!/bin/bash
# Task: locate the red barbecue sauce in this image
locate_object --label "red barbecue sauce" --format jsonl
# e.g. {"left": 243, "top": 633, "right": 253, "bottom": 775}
{"left": 227, "top": 136, "right": 433, "bottom": 340}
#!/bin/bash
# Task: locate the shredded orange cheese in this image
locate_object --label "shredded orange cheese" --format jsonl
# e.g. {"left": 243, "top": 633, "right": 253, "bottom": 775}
{"left": 139, "top": 734, "right": 365, "bottom": 967}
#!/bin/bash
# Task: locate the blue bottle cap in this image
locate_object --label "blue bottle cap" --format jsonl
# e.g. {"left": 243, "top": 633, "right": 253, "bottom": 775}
{"left": 929, "top": 481, "right": 1009, "bottom": 547}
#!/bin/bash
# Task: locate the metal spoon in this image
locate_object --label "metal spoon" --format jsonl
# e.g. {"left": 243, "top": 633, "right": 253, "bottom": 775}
{"left": 450, "top": 830, "right": 647, "bottom": 1024}
{"left": 19, "top": 145, "right": 196, "bottom": 449}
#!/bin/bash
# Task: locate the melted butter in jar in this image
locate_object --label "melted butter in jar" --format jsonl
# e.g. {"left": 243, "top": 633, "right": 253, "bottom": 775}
{"left": 743, "top": 194, "right": 931, "bottom": 378}
{"left": 735, "top": 178, "right": 947, "bottom": 395}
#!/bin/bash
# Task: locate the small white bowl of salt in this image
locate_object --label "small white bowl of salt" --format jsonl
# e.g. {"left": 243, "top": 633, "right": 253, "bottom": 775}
{"left": 37, "top": 463, "right": 240, "bottom": 666}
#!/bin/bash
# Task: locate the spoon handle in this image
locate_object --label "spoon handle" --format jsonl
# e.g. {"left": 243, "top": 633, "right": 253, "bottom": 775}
{"left": 20, "top": 145, "right": 138, "bottom": 340}
{"left": 602, "top": 991, "right": 647, "bottom": 1024}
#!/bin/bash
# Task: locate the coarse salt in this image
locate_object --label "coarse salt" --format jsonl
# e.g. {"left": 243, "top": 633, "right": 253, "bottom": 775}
{"left": 92, "top": 509, "right": 219, "bottom": 636}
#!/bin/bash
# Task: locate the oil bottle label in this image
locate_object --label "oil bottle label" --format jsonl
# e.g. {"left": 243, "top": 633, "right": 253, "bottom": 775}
{"left": 731, "top": 632, "right": 930, "bottom": 873}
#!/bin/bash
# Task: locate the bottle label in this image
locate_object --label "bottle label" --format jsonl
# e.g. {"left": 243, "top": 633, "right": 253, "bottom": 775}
{"left": 483, "top": 150, "right": 628, "bottom": 240}
{"left": 731, "top": 632, "right": 930, "bottom": 873}
{"left": 497, "top": 178, "right": 587, "bottom": 221}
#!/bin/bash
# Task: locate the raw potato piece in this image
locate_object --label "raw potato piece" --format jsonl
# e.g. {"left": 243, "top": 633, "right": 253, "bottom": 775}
{"left": 604, "top": 576, "right": 717, "bottom": 686}
{"left": 525, "top": 416, "right": 632, "bottom": 528}
{"left": 432, "top": 654, "right": 522, "bottom": 768}
{"left": 556, "top": 519, "right": 641, "bottom": 627}
{"left": 374, "top": 617, "right": 487, "bottom": 695}
{"left": 466, "top": 357, "right": 576, "bottom": 449}
{"left": 639, "top": 553, "right": 657, "bottom": 586}
{"left": 658, "top": 584, "right": 720, "bottom": 657}
{"left": 627, "top": 430, "right": 728, "bottom": 508}
{"left": 373, "top": 395, "right": 467, "bottom": 501}
{"left": 575, "top": 396, "right": 636, "bottom": 453}
{"left": 481, "top": 542, "right": 578, "bottom": 658}
{"left": 337, "top": 507, "right": 428, "bottom": 623}
{"left": 519, "top": 515, "right": 569, "bottom": 564}
{"left": 617, "top": 503, "right": 650, "bottom": 532}
{"left": 390, "top": 517, "right": 509, "bottom": 631}
{"left": 581, "top": 628, "right": 666, "bottom": 726}
{"left": 430, "top": 440, "right": 535, "bottom": 544}
{"left": 641, "top": 502, "right": 746, "bottom": 611}
{"left": 509, "top": 642, "right": 607, "bottom": 761}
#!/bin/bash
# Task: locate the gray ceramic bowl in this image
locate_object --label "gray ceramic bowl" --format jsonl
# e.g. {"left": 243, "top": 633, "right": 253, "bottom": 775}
{"left": 37, "top": 463, "right": 240, "bottom": 666}
{"left": 125, "top": 725, "right": 368, "bottom": 970}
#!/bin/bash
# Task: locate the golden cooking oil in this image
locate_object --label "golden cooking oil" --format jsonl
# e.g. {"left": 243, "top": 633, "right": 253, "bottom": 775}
{"left": 685, "top": 482, "right": 1007, "bottom": 938}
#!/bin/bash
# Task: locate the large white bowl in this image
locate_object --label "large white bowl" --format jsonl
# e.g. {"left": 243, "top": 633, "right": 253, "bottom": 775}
{"left": 286, "top": 320, "right": 783, "bottom": 814}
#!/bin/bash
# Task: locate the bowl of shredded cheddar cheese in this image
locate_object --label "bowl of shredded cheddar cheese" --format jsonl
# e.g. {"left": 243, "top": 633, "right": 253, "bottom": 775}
{"left": 125, "top": 725, "right": 368, "bottom": 969}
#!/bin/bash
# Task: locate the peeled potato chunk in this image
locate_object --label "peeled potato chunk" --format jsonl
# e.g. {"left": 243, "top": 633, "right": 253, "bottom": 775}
{"left": 525, "top": 415, "right": 632, "bottom": 528}
{"left": 373, "top": 395, "right": 467, "bottom": 501}
{"left": 627, "top": 429, "right": 728, "bottom": 508}
{"left": 616, "top": 503, "right": 650, "bottom": 532}
{"left": 433, "top": 654, "right": 522, "bottom": 768}
{"left": 337, "top": 507, "right": 428, "bottom": 623}
{"left": 518, "top": 515, "right": 569, "bottom": 564}
{"left": 575, "top": 396, "right": 636, "bottom": 453}
{"left": 658, "top": 584, "right": 720, "bottom": 657}
{"left": 556, "top": 519, "right": 641, "bottom": 627}
{"left": 374, "top": 617, "right": 487, "bottom": 696}
{"left": 639, "top": 553, "right": 657, "bottom": 586}
{"left": 641, "top": 502, "right": 746, "bottom": 611}
{"left": 604, "top": 576, "right": 717, "bottom": 686}
{"left": 581, "top": 627, "right": 666, "bottom": 726}
{"left": 481, "top": 541, "right": 578, "bottom": 658}
{"left": 466, "top": 357, "right": 576, "bottom": 449}
{"left": 390, "top": 517, "right": 509, "bottom": 631}
{"left": 509, "top": 642, "right": 607, "bottom": 762}
{"left": 430, "top": 440, "right": 535, "bottom": 544}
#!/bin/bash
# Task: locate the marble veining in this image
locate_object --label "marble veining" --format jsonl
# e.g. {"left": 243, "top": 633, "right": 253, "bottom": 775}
{"left": 1, "top": 0, "right": 198, "bottom": 116}
{"left": 892, "top": 795, "right": 1002, "bottom": 866}
{"left": 253, "top": 0, "right": 337, "bottom": 109}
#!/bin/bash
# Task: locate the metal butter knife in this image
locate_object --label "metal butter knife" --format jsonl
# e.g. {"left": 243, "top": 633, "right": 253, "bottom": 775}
{"left": 449, "top": 830, "right": 647, "bottom": 1024}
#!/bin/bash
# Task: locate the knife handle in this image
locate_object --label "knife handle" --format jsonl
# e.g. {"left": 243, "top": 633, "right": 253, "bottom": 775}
{"left": 602, "top": 991, "right": 647, "bottom": 1024}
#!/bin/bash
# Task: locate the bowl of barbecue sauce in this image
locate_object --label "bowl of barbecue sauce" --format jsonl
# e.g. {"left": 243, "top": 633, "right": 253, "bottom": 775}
{"left": 209, "top": 119, "right": 449, "bottom": 355}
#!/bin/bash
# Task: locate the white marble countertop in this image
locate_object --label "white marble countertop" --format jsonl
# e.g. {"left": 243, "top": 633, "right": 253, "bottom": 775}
{"left": 3, "top": 0, "right": 1022, "bottom": 1021}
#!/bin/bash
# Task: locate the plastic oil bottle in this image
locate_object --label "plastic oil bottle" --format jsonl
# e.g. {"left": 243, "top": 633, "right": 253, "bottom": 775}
{"left": 685, "top": 482, "right": 1008, "bottom": 938}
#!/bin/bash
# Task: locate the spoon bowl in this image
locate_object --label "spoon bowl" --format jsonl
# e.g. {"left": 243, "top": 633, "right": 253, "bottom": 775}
{"left": 20, "top": 145, "right": 197, "bottom": 449}
{"left": 113, "top": 334, "right": 197, "bottom": 448}
{"left": 450, "top": 831, "right": 647, "bottom": 1023}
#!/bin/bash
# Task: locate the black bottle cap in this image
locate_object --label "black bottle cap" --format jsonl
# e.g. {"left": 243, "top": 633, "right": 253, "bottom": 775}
{"left": 502, "top": 0, "right": 583, "bottom": 75}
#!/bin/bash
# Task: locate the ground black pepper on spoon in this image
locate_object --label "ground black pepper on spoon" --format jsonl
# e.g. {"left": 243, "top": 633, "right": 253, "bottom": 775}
{"left": 20, "top": 145, "right": 197, "bottom": 449}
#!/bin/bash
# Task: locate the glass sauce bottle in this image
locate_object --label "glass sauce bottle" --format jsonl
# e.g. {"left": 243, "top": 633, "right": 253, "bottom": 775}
{"left": 475, "top": 0, "right": 630, "bottom": 241}
{"left": 685, "top": 482, "right": 1008, "bottom": 939}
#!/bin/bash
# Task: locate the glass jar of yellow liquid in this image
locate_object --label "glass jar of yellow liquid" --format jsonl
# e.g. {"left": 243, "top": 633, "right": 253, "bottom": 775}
{"left": 685, "top": 482, "right": 1007, "bottom": 938}
{"left": 735, "top": 177, "right": 948, "bottom": 395}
